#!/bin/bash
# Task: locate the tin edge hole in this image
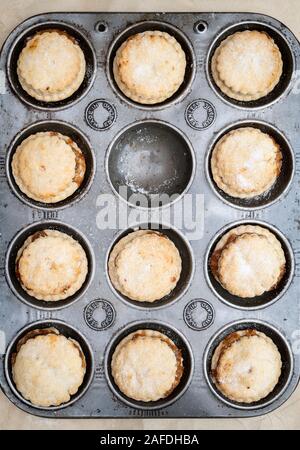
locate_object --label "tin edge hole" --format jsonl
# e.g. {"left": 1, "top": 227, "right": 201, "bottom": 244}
{"left": 194, "top": 21, "right": 208, "bottom": 34}
{"left": 95, "top": 21, "right": 108, "bottom": 33}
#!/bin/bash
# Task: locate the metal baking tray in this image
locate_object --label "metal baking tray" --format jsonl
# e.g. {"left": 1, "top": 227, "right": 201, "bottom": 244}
{"left": 0, "top": 11, "right": 299, "bottom": 418}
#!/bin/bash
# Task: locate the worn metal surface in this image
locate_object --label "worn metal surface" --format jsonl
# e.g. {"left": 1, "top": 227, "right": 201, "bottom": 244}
{"left": 0, "top": 12, "right": 299, "bottom": 418}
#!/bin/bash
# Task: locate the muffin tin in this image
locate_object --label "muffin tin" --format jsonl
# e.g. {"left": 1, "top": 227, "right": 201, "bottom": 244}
{"left": 0, "top": 12, "right": 299, "bottom": 418}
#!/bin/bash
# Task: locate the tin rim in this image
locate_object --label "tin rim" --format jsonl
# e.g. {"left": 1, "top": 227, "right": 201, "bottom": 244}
{"left": 5, "top": 220, "right": 95, "bottom": 310}
{"left": 203, "top": 319, "right": 294, "bottom": 410}
{"left": 105, "top": 119, "right": 196, "bottom": 210}
{"left": 105, "top": 222, "right": 195, "bottom": 310}
{"left": 5, "top": 120, "right": 96, "bottom": 210}
{"left": 4, "top": 319, "right": 95, "bottom": 410}
{"left": 206, "top": 20, "right": 295, "bottom": 110}
{"left": 6, "top": 20, "right": 97, "bottom": 111}
{"left": 106, "top": 20, "right": 196, "bottom": 111}
{"left": 204, "top": 119, "right": 295, "bottom": 210}
{"left": 104, "top": 319, "right": 195, "bottom": 410}
{"left": 204, "top": 219, "right": 295, "bottom": 310}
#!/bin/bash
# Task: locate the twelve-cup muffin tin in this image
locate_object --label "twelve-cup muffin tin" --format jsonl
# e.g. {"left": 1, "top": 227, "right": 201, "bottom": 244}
{"left": 0, "top": 11, "right": 299, "bottom": 418}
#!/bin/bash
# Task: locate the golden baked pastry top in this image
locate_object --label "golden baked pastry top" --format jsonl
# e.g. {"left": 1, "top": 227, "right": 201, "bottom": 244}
{"left": 211, "top": 30, "right": 283, "bottom": 101}
{"left": 113, "top": 30, "right": 186, "bottom": 104}
{"left": 17, "top": 30, "right": 86, "bottom": 102}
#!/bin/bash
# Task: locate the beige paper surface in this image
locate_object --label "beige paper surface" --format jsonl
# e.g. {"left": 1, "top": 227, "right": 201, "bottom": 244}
{"left": 0, "top": 0, "right": 299, "bottom": 430}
